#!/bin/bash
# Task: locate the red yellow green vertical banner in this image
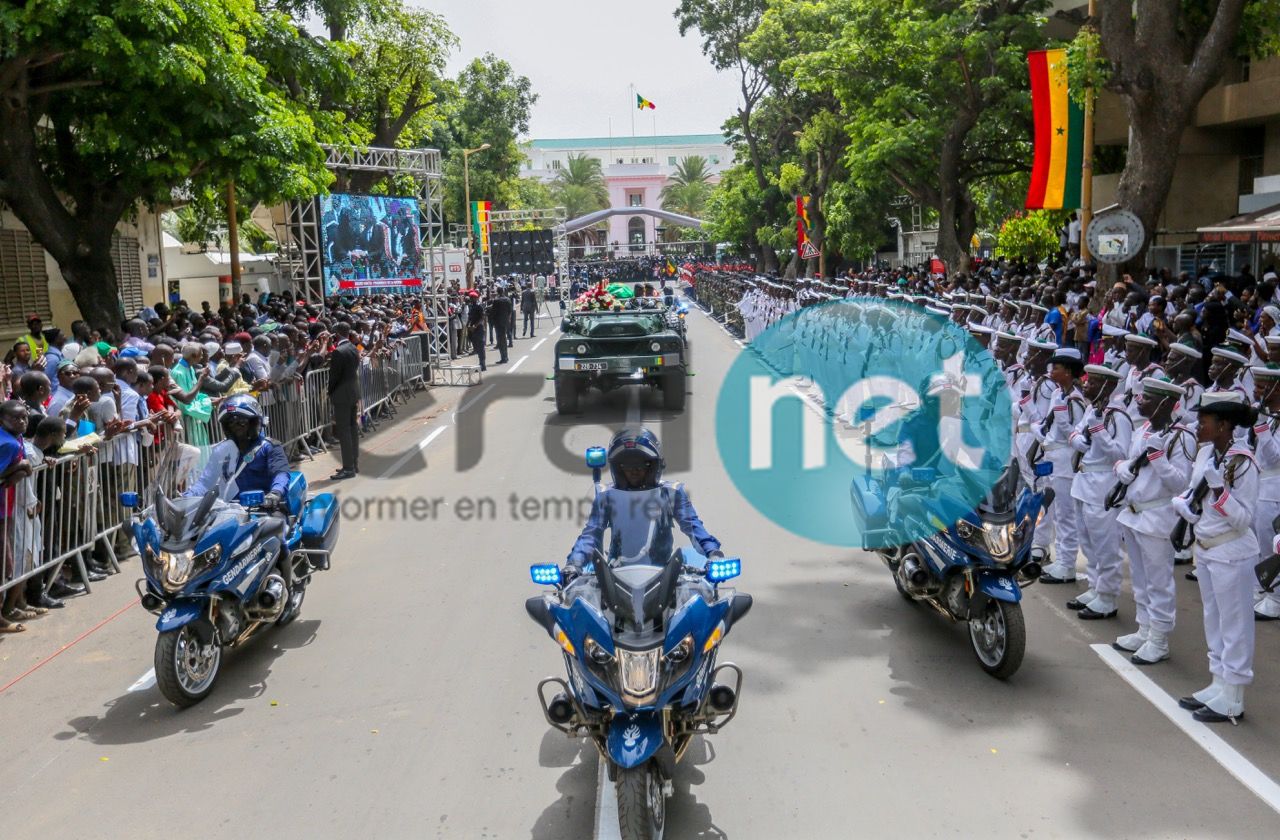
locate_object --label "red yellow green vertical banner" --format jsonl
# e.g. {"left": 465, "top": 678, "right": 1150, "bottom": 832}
{"left": 471, "top": 201, "right": 491, "bottom": 257}
{"left": 1025, "top": 49, "right": 1083, "bottom": 210}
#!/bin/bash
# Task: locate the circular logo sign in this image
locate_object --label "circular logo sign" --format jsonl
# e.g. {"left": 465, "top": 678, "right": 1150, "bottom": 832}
{"left": 715, "top": 298, "right": 1014, "bottom": 548}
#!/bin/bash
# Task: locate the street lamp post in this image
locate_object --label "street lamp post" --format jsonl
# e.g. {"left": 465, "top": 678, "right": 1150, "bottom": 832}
{"left": 462, "top": 143, "right": 491, "bottom": 287}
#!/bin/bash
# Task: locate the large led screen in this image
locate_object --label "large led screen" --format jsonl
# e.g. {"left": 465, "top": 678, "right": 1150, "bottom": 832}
{"left": 320, "top": 194, "right": 422, "bottom": 293}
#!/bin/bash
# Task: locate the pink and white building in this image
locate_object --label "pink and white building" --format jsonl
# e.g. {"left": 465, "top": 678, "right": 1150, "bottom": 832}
{"left": 522, "top": 133, "right": 731, "bottom": 254}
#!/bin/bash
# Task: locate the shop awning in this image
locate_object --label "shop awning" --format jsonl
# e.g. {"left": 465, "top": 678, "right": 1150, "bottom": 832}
{"left": 1197, "top": 203, "right": 1280, "bottom": 243}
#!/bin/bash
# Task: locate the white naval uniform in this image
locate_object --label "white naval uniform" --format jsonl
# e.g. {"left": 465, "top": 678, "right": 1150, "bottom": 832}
{"left": 1114, "top": 422, "right": 1196, "bottom": 636}
{"left": 1119, "top": 362, "right": 1165, "bottom": 424}
{"left": 1033, "top": 386, "right": 1085, "bottom": 578}
{"left": 1250, "top": 413, "right": 1280, "bottom": 618}
{"left": 1178, "top": 444, "right": 1259, "bottom": 688}
{"left": 1069, "top": 402, "right": 1134, "bottom": 609}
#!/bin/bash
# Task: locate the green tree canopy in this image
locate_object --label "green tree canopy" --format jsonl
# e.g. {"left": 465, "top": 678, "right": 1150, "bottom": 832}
{"left": 0, "top": 0, "right": 354, "bottom": 329}
{"left": 552, "top": 153, "right": 609, "bottom": 219}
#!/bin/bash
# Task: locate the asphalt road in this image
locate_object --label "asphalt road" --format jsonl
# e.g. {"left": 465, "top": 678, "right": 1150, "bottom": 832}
{"left": 2, "top": 302, "right": 1280, "bottom": 839}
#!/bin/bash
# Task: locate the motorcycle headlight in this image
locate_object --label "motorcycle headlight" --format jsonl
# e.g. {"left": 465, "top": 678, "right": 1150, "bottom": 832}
{"left": 617, "top": 647, "right": 660, "bottom": 704}
{"left": 159, "top": 550, "right": 195, "bottom": 592}
{"left": 157, "top": 546, "right": 221, "bottom": 593}
{"left": 665, "top": 634, "right": 693, "bottom": 664}
{"left": 584, "top": 636, "right": 614, "bottom": 665}
{"left": 982, "top": 523, "right": 1016, "bottom": 562}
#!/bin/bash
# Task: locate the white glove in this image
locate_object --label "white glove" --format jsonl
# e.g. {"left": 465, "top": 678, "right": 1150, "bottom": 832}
{"left": 1115, "top": 459, "right": 1137, "bottom": 485}
{"left": 1171, "top": 495, "right": 1200, "bottom": 525}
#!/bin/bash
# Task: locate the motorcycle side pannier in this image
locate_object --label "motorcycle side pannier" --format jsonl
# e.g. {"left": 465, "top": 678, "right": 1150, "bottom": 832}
{"left": 301, "top": 493, "right": 340, "bottom": 555}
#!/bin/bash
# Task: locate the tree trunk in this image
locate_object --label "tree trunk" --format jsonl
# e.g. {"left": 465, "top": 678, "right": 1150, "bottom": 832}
{"left": 59, "top": 244, "right": 125, "bottom": 334}
{"left": 1114, "top": 98, "right": 1192, "bottom": 272}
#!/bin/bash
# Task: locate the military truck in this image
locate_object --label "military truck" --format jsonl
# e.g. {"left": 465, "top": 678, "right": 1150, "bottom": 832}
{"left": 552, "top": 309, "right": 687, "bottom": 414}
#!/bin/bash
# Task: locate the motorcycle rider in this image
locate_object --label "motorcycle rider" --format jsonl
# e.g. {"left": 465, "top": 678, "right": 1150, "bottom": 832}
{"left": 565, "top": 428, "right": 722, "bottom": 577}
{"left": 185, "top": 395, "right": 293, "bottom": 581}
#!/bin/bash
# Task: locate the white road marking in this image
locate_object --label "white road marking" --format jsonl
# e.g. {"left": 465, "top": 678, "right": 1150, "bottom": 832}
{"left": 531, "top": 337, "right": 548, "bottom": 352}
{"left": 1091, "top": 643, "right": 1280, "bottom": 816}
{"left": 455, "top": 383, "right": 496, "bottom": 417}
{"left": 508, "top": 354, "right": 530, "bottom": 372}
{"left": 594, "top": 759, "right": 620, "bottom": 840}
{"left": 378, "top": 426, "right": 448, "bottom": 480}
{"left": 127, "top": 668, "right": 156, "bottom": 693}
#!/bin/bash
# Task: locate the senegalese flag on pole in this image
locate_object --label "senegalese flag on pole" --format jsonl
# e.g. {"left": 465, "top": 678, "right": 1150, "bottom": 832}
{"left": 1025, "top": 49, "right": 1083, "bottom": 210}
{"left": 471, "top": 201, "right": 491, "bottom": 257}
{"left": 636, "top": 93, "right": 656, "bottom": 111}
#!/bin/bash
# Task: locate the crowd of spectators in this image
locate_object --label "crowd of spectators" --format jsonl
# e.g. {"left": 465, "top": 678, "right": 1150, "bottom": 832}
{"left": 0, "top": 292, "right": 429, "bottom": 634}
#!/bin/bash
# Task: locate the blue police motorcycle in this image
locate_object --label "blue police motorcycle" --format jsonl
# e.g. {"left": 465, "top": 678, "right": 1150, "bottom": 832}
{"left": 851, "top": 459, "right": 1054, "bottom": 679}
{"left": 526, "top": 447, "right": 751, "bottom": 840}
{"left": 122, "top": 474, "right": 339, "bottom": 707}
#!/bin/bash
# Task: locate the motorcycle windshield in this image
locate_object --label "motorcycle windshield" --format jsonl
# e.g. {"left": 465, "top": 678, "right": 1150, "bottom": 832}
{"left": 154, "top": 488, "right": 227, "bottom": 550}
{"left": 974, "top": 464, "right": 1022, "bottom": 523}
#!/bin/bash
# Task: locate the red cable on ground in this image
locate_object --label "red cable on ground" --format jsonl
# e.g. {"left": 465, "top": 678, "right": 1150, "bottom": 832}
{"left": 0, "top": 598, "right": 139, "bottom": 695}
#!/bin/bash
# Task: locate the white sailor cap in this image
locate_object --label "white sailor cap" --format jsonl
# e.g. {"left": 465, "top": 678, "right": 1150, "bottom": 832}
{"left": 1167, "top": 342, "right": 1202, "bottom": 360}
{"left": 1084, "top": 364, "right": 1123, "bottom": 380}
{"left": 1026, "top": 303, "right": 1049, "bottom": 314}
{"left": 924, "top": 306, "right": 949, "bottom": 316}
{"left": 1125, "top": 333, "right": 1158, "bottom": 348}
{"left": 1198, "top": 390, "right": 1250, "bottom": 421}
{"left": 1026, "top": 338, "right": 1057, "bottom": 352}
{"left": 1265, "top": 335, "right": 1280, "bottom": 348}
{"left": 1141, "top": 377, "right": 1183, "bottom": 398}
{"left": 1102, "top": 324, "right": 1129, "bottom": 338}
{"left": 968, "top": 324, "right": 994, "bottom": 335}
{"left": 1227, "top": 328, "right": 1251, "bottom": 346}
{"left": 969, "top": 307, "right": 989, "bottom": 318}
{"left": 995, "top": 331, "right": 1021, "bottom": 344}
{"left": 1210, "top": 346, "right": 1249, "bottom": 366}
{"left": 1251, "top": 365, "right": 1280, "bottom": 380}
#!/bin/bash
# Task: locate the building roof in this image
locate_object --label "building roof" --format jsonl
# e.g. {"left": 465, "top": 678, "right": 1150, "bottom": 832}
{"left": 525, "top": 134, "right": 728, "bottom": 151}
{"left": 1197, "top": 203, "right": 1280, "bottom": 243}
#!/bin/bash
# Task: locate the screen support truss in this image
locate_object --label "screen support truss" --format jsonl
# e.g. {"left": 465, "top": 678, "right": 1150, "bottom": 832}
{"left": 275, "top": 144, "right": 452, "bottom": 372}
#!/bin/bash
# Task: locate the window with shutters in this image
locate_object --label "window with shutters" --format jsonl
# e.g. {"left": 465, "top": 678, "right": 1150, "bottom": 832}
{"left": 0, "top": 229, "right": 51, "bottom": 333}
{"left": 112, "top": 234, "right": 144, "bottom": 317}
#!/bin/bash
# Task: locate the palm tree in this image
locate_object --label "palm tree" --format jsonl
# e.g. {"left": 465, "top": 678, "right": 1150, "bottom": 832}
{"left": 552, "top": 152, "right": 608, "bottom": 219}
{"left": 660, "top": 155, "right": 713, "bottom": 217}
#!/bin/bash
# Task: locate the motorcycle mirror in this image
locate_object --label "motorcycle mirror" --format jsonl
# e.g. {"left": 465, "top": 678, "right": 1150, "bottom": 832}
{"left": 120, "top": 492, "right": 139, "bottom": 509}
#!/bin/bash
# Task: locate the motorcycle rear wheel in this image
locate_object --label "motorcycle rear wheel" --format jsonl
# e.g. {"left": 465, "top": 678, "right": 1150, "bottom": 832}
{"left": 968, "top": 600, "right": 1025, "bottom": 680}
{"left": 615, "top": 763, "right": 666, "bottom": 840}
{"left": 155, "top": 624, "right": 221, "bottom": 708}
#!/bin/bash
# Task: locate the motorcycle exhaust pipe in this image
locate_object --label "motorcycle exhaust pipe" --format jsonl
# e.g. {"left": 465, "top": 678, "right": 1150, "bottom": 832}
{"left": 547, "top": 692, "right": 574, "bottom": 725}
{"left": 709, "top": 684, "right": 736, "bottom": 712}
{"left": 901, "top": 552, "right": 930, "bottom": 588}
{"left": 256, "top": 575, "right": 286, "bottom": 611}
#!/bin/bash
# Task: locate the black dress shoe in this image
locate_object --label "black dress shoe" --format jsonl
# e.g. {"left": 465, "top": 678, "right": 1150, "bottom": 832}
{"left": 1039, "top": 573, "right": 1076, "bottom": 584}
{"left": 1079, "top": 606, "right": 1118, "bottom": 620}
{"left": 1177, "top": 695, "right": 1207, "bottom": 711}
{"left": 329, "top": 470, "right": 355, "bottom": 481}
{"left": 1193, "top": 707, "right": 1242, "bottom": 724}
{"left": 49, "top": 581, "right": 85, "bottom": 598}
{"left": 84, "top": 569, "right": 107, "bottom": 582}
{"left": 1066, "top": 597, "right": 1089, "bottom": 610}
{"left": 1173, "top": 555, "right": 1192, "bottom": 566}
{"left": 32, "top": 592, "right": 63, "bottom": 609}
{"left": 1255, "top": 612, "right": 1279, "bottom": 622}
{"left": 1185, "top": 570, "right": 1198, "bottom": 581}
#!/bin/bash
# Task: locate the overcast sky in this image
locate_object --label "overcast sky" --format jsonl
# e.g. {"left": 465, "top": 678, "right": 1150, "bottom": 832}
{"left": 421, "top": 0, "right": 741, "bottom": 139}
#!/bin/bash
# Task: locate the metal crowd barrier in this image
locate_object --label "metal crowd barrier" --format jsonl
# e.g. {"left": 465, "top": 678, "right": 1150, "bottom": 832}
{"left": 1, "top": 337, "right": 434, "bottom": 599}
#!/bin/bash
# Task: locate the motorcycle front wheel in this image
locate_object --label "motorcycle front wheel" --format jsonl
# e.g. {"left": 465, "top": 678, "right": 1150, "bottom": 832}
{"left": 615, "top": 763, "right": 666, "bottom": 840}
{"left": 968, "top": 600, "right": 1026, "bottom": 680}
{"left": 155, "top": 624, "right": 222, "bottom": 707}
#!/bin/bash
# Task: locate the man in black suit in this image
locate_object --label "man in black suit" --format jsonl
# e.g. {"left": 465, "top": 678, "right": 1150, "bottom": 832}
{"left": 520, "top": 283, "right": 538, "bottom": 337}
{"left": 466, "top": 292, "right": 487, "bottom": 371}
{"left": 327, "top": 322, "right": 360, "bottom": 480}
{"left": 488, "top": 291, "right": 512, "bottom": 364}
